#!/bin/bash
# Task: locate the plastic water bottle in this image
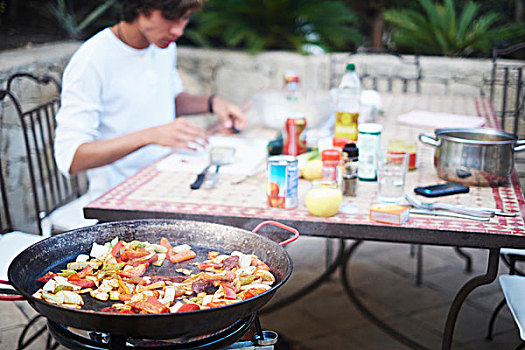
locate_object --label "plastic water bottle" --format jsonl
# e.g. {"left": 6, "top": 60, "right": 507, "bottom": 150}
{"left": 334, "top": 63, "right": 361, "bottom": 141}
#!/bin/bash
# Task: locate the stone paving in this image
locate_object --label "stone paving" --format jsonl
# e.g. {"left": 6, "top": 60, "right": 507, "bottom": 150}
{"left": 0, "top": 236, "right": 521, "bottom": 350}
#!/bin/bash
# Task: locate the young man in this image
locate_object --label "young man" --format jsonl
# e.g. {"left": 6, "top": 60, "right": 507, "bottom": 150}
{"left": 55, "top": 0, "right": 246, "bottom": 197}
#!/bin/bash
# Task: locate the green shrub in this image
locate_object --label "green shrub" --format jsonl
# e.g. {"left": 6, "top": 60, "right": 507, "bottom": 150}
{"left": 384, "top": 0, "right": 525, "bottom": 56}
{"left": 190, "top": 0, "right": 361, "bottom": 54}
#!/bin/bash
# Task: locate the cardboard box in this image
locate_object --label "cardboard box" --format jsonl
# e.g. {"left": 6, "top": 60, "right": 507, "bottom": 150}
{"left": 370, "top": 203, "right": 410, "bottom": 225}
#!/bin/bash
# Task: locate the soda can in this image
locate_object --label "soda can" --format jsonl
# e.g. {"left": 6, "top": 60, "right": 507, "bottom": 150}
{"left": 266, "top": 155, "right": 298, "bottom": 209}
{"left": 283, "top": 114, "right": 307, "bottom": 156}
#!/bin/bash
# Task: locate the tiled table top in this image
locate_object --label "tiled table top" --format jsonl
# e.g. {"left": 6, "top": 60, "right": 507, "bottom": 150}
{"left": 85, "top": 94, "right": 525, "bottom": 247}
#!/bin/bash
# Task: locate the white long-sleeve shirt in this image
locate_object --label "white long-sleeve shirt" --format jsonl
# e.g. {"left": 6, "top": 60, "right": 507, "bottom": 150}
{"left": 55, "top": 28, "right": 184, "bottom": 197}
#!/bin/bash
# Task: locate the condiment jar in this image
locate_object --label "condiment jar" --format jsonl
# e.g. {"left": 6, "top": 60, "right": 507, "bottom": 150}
{"left": 305, "top": 180, "right": 343, "bottom": 217}
{"left": 321, "top": 149, "right": 341, "bottom": 181}
{"left": 342, "top": 143, "right": 359, "bottom": 196}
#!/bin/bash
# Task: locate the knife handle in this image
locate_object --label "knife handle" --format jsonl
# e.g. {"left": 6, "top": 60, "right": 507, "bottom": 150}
{"left": 190, "top": 173, "right": 207, "bottom": 190}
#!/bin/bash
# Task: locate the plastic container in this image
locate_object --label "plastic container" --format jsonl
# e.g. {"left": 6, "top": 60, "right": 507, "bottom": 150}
{"left": 357, "top": 123, "right": 382, "bottom": 181}
{"left": 334, "top": 63, "right": 361, "bottom": 141}
{"left": 321, "top": 149, "right": 341, "bottom": 181}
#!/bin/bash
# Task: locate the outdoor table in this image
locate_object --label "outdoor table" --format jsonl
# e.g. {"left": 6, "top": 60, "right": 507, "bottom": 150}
{"left": 84, "top": 93, "right": 525, "bottom": 350}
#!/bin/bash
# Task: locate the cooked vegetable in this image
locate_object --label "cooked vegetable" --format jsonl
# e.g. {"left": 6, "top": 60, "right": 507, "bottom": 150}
{"left": 34, "top": 236, "right": 275, "bottom": 314}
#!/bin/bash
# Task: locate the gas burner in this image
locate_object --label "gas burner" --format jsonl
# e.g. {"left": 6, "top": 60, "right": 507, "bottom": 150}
{"left": 47, "top": 313, "right": 278, "bottom": 350}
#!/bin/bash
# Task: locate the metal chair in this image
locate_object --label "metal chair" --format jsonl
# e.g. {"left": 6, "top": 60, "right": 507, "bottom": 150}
{"left": 2, "top": 73, "right": 97, "bottom": 235}
{"left": 485, "top": 43, "right": 525, "bottom": 341}
{"left": 489, "top": 43, "right": 525, "bottom": 137}
{"left": 328, "top": 51, "right": 471, "bottom": 286}
{"left": 0, "top": 110, "right": 57, "bottom": 350}
{"left": 329, "top": 47, "right": 422, "bottom": 93}
{"left": 492, "top": 274, "right": 525, "bottom": 349}
{"left": 487, "top": 249, "right": 525, "bottom": 341}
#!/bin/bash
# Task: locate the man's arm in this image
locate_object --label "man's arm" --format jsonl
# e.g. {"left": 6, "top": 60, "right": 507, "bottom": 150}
{"left": 175, "top": 92, "right": 247, "bottom": 130}
{"left": 69, "top": 117, "right": 207, "bottom": 174}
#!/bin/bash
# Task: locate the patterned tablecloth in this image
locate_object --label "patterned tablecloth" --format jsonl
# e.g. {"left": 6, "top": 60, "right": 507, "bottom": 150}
{"left": 85, "top": 94, "right": 525, "bottom": 239}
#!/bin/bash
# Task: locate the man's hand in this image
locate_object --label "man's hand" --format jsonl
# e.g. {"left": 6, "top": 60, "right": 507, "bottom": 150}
{"left": 211, "top": 96, "right": 247, "bottom": 132}
{"left": 149, "top": 118, "right": 208, "bottom": 150}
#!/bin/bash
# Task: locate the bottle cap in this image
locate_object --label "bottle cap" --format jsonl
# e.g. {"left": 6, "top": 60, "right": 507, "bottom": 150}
{"left": 358, "top": 123, "right": 382, "bottom": 135}
{"left": 333, "top": 137, "right": 350, "bottom": 148}
{"left": 343, "top": 143, "right": 359, "bottom": 158}
{"left": 345, "top": 63, "right": 356, "bottom": 72}
{"left": 321, "top": 149, "right": 341, "bottom": 162}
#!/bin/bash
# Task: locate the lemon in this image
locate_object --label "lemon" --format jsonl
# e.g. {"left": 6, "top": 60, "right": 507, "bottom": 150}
{"left": 301, "top": 159, "right": 323, "bottom": 180}
{"left": 305, "top": 182, "right": 343, "bottom": 217}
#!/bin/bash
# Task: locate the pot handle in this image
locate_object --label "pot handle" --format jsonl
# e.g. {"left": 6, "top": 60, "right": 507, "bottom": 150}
{"left": 418, "top": 133, "right": 439, "bottom": 147}
{"left": 0, "top": 279, "right": 25, "bottom": 301}
{"left": 514, "top": 140, "right": 525, "bottom": 153}
{"left": 252, "top": 221, "right": 299, "bottom": 246}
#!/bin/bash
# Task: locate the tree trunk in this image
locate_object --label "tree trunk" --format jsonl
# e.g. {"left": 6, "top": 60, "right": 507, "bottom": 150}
{"left": 515, "top": 0, "right": 523, "bottom": 23}
{"left": 371, "top": 14, "right": 384, "bottom": 48}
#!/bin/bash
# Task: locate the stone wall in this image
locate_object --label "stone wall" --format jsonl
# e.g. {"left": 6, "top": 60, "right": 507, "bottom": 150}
{"left": 0, "top": 42, "right": 521, "bottom": 231}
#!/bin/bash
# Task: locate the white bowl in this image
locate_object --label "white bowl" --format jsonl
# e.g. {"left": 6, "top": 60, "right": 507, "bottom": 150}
{"left": 251, "top": 89, "right": 333, "bottom": 129}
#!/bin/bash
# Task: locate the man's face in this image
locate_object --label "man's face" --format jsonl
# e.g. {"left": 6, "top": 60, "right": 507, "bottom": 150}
{"left": 137, "top": 9, "right": 192, "bottom": 48}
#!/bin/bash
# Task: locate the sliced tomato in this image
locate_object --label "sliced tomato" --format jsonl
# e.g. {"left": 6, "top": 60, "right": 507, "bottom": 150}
{"left": 177, "top": 303, "right": 200, "bottom": 312}
{"left": 111, "top": 241, "right": 124, "bottom": 257}
{"left": 101, "top": 307, "right": 135, "bottom": 314}
{"left": 118, "top": 263, "right": 148, "bottom": 278}
{"left": 128, "top": 297, "right": 169, "bottom": 314}
{"left": 206, "top": 301, "right": 229, "bottom": 308}
{"left": 242, "top": 287, "right": 267, "bottom": 300}
{"left": 69, "top": 279, "right": 95, "bottom": 288}
{"left": 119, "top": 293, "right": 132, "bottom": 302}
{"left": 167, "top": 249, "right": 196, "bottom": 263}
{"left": 120, "top": 250, "right": 150, "bottom": 261}
{"left": 198, "top": 262, "right": 222, "bottom": 270}
{"left": 160, "top": 237, "right": 172, "bottom": 250}
{"left": 221, "top": 282, "right": 237, "bottom": 300}
{"left": 37, "top": 271, "right": 57, "bottom": 283}
{"left": 68, "top": 265, "right": 93, "bottom": 281}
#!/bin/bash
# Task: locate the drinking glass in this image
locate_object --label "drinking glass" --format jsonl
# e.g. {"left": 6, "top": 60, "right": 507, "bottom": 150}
{"left": 377, "top": 152, "right": 409, "bottom": 204}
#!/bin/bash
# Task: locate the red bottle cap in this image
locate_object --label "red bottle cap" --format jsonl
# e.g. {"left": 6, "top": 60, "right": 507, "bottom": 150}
{"left": 321, "top": 149, "right": 341, "bottom": 161}
{"left": 333, "top": 137, "right": 350, "bottom": 148}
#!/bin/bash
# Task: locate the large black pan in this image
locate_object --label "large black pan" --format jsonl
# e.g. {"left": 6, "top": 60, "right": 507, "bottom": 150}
{"left": 1, "top": 219, "right": 298, "bottom": 339}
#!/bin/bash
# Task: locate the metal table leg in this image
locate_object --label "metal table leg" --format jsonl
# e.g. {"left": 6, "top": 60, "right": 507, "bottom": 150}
{"left": 340, "top": 240, "right": 428, "bottom": 350}
{"left": 261, "top": 239, "right": 346, "bottom": 314}
{"left": 441, "top": 248, "right": 500, "bottom": 350}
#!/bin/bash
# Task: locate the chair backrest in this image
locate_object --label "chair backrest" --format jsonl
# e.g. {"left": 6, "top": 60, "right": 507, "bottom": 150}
{"left": 489, "top": 43, "right": 525, "bottom": 137}
{"left": 0, "top": 147, "right": 13, "bottom": 234}
{"left": 0, "top": 73, "right": 87, "bottom": 235}
{"left": 329, "top": 48, "right": 422, "bottom": 93}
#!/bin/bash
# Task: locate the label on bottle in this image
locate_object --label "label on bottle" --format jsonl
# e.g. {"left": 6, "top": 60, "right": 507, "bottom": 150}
{"left": 334, "top": 112, "right": 359, "bottom": 141}
{"left": 357, "top": 132, "right": 381, "bottom": 181}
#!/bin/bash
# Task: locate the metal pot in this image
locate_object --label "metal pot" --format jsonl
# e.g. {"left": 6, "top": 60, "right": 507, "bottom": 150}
{"left": 419, "top": 128, "right": 525, "bottom": 186}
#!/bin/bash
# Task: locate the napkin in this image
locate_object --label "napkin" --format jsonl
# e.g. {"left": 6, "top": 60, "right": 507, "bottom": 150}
{"left": 397, "top": 110, "right": 485, "bottom": 129}
{"left": 156, "top": 136, "right": 268, "bottom": 175}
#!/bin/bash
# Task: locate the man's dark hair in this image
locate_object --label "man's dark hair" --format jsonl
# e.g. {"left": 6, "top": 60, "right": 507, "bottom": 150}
{"left": 121, "top": 0, "right": 204, "bottom": 22}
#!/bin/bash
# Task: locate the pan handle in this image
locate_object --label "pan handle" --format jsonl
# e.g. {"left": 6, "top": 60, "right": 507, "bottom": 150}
{"left": 0, "top": 279, "right": 25, "bottom": 301}
{"left": 252, "top": 221, "right": 299, "bottom": 246}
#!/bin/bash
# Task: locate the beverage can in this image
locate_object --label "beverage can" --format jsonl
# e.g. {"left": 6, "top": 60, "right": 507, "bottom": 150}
{"left": 267, "top": 155, "right": 299, "bottom": 209}
{"left": 283, "top": 71, "right": 300, "bottom": 91}
{"left": 357, "top": 123, "right": 382, "bottom": 181}
{"left": 283, "top": 114, "right": 307, "bottom": 156}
